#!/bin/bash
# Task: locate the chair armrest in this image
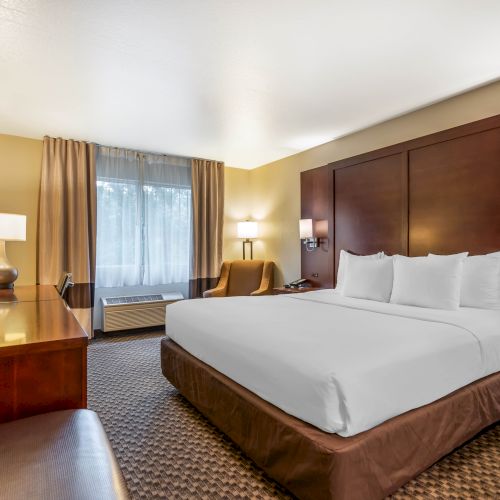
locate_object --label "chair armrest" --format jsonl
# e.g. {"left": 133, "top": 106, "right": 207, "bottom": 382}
{"left": 203, "top": 285, "right": 227, "bottom": 298}
{"left": 250, "top": 261, "right": 274, "bottom": 296}
{"left": 202, "top": 261, "right": 231, "bottom": 298}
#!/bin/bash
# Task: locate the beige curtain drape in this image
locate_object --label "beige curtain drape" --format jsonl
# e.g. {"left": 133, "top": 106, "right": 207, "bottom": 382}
{"left": 190, "top": 159, "right": 224, "bottom": 297}
{"left": 38, "top": 136, "right": 96, "bottom": 335}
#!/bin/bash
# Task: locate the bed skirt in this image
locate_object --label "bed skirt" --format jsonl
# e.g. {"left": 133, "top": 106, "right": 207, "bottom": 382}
{"left": 160, "top": 338, "right": 500, "bottom": 500}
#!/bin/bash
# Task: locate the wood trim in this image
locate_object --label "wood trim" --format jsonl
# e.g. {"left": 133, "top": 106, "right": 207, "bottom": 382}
{"left": 331, "top": 169, "right": 336, "bottom": 285}
{"left": 0, "top": 337, "right": 87, "bottom": 358}
{"left": 324, "top": 113, "right": 500, "bottom": 171}
{"left": 401, "top": 150, "right": 409, "bottom": 255}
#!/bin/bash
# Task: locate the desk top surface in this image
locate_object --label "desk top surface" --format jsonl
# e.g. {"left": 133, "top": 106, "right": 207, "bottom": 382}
{"left": 0, "top": 285, "right": 61, "bottom": 303}
{"left": 0, "top": 286, "right": 87, "bottom": 353}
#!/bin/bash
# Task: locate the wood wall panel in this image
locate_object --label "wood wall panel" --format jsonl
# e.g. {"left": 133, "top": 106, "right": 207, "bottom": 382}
{"left": 334, "top": 154, "right": 406, "bottom": 282}
{"left": 409, "top": 127, "right": 500, "bottom": 256}
{"left": 300, "top": 114, "right": 500, "bottom": 286}
{"left": 300, "top": 166, "right": 334, "bottom": 287}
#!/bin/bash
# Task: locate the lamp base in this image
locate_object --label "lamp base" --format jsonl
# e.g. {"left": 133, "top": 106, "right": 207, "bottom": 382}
{"left": 242, "top": 239, "right": 254, "bottom": 260}
{"left": 0, "top": 240, "right": 18, "bottom": 289}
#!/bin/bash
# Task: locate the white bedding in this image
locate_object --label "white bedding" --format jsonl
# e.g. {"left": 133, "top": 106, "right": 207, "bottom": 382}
{"left": 165, "top": 290, "right": 500, "bottom": 437}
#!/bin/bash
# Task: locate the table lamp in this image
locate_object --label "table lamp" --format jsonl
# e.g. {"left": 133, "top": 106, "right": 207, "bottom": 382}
{"left": 0, "top": 213, "right": 26, "bottom": 289}
{"left": 237, "top": 220, "right": 258, "bottom": 260}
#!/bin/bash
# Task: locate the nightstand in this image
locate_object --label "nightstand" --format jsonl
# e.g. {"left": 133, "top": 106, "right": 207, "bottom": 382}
{"left": 272, "top": 287, "right": 321, "bottom": 295}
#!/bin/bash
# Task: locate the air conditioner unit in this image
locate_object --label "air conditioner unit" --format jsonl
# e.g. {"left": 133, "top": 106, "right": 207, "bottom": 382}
{"left": 101, "top": 292, "right": 183, "bottom": 332}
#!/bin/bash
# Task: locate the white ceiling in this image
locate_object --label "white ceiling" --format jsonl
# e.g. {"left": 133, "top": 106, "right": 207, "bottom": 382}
{"left": 1, "top": 1, "right": 500, "bottom": 169}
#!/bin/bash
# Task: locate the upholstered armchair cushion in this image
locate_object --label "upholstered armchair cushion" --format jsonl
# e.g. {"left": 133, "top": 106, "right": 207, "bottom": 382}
{"left": 203, "top": 260, "right": 274, "bottom": 297}
{"left": 0, "top": 410, "right": 129, "bottom": 500}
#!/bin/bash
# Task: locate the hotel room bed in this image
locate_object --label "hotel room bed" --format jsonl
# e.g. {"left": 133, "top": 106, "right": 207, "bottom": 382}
{"left": 164, "top": 291, "right": 500, "bottom": 436}
{"left": 161, "top": 291, "right": 500, "bottom": 499}
{"left": 160, "top": 115, "right": 500, "bottom": 498}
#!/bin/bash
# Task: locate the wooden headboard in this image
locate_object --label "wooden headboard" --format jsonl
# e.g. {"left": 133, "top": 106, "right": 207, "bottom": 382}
{"left": 301, "top": 114, "right": 500, "bottom": 288}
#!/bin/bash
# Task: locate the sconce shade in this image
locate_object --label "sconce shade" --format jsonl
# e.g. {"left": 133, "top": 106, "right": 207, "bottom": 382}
{"left": 237, "top": 221, "right": 258, "bottom": 239}
{"left": 0, "top": 214, "right": 26, "bottom": 241}
{"left": 299, "top": 218, "right": 313, "bottom": 239}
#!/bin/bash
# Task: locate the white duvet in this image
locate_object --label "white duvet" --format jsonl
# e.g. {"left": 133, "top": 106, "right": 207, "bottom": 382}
{"left": 165, "top": 290, "right": 500, "bottom": 437}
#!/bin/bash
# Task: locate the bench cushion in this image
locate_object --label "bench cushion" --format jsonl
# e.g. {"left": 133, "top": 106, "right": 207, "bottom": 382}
{"left": 0, "top": 410, "right": 128, "bottom": 500}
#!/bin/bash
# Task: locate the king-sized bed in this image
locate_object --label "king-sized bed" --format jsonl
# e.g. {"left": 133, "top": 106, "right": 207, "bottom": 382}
{"left": 161, "top": 291, "right": 500, "bottom": 499}
{"left": 162, "top": 116, "right": 500, "bottom": 499}
{"left": 165, "top": 291, "right": 500, "bottom": 437}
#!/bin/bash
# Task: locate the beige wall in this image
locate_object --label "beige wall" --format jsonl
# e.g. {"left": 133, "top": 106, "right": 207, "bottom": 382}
{"left": 0, "top": 137, "right": 249, "bottom": 285}
{"left": 232, "top": 80, "right": 500, "bottom": 286}
{"left": 0, "top": 135, "right": 250, "bottom": 285}
{"left": 4, "top": 80, "right": 500, "bottom": 287}
{"left": 223, "top": 167, "right": 252, "bottom": 260}
{"left": 0, "top": 135, "right": 42, "bottom": 285}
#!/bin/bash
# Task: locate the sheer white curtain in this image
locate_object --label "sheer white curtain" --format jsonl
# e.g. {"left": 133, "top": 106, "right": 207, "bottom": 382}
{"left": 96, "top": 147, "right": 141, "bottom": 287}
{"left": 142, "top": 153, "right": 192, "bottom": 285}
{"left": 95, "top": 146, "right": 191, "bottom": 288}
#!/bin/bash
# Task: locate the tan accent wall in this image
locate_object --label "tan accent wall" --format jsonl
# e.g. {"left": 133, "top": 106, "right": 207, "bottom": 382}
{"left": 0, "top": 135, "right": 42, "bottom": 285}
{"left": 0, "top": 135, "right": 258, "bottom": 285}
{"left": 231, "top": 80, "right": 500, "bottom": 286}
{"left": 0, "top": 134, "right": 244, "bottom": 285}
{"left": 223, "top": 167, "right": 252, "bottom": 261}
{"left": 3, "top": 81, "right": 500, "bottom": 287}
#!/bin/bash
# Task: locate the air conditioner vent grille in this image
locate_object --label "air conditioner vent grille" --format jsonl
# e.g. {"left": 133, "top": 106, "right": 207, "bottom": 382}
{"left": 105, "top": 306, "right": 166, "bottom": 331}
{"left": 101, "top": 291, "right": 183, "bottom": 332}
{"left": 105, "top": 294, "right": 164, "bottom": 305}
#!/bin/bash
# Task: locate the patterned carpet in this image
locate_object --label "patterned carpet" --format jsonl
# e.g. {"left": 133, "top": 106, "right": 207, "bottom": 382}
{"left": 88, "top": 332, "right": 500, "bottom": 499}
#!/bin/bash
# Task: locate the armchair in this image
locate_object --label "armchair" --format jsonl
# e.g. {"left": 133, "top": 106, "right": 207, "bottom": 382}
{"left": 203, "top": 260, "right": 274, "bottom": 298}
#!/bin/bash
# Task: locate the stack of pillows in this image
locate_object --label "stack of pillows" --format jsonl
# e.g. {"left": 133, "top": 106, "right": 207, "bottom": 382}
{"left": 336, "top": 250, "right": 500, "bottom": 310}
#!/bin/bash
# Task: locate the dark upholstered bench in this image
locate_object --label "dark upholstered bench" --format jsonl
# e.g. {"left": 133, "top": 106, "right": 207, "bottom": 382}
{"left": 0, "top": 410, "right": 129, "bottom": 500}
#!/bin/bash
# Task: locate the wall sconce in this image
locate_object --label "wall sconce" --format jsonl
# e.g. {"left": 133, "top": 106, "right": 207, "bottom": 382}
{"left": 237, "top": 220, "right": 258, "bottom": 260}
{"left": 0, "top": 213, "right": 26, "bottom": 289}
{"left": 299, "top": 218, "right": 320, "bottom": 251}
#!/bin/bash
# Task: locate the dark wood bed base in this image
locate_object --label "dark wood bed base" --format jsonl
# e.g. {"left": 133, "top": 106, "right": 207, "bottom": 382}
{"left": 162, "top": 338, "right": 500, "bottom": 500}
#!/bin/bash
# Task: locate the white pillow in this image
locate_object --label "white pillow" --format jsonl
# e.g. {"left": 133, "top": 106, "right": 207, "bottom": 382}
{"left": 342, "top": 254, "right": 393, "bottom": 302}
{"left": 430, "top": 253, "right": 500, "bottom": 309}
{"left": 390, "top": 255, "right": 466, "bottom": 310}
{"left": 336, "top": 249, "right": 384, "bottom": 293}
{"left": 427, "top": 252, "right": 469, "bottom": 260}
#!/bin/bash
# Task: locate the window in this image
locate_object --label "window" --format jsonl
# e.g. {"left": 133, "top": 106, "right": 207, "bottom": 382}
{"left": 96, "top": 147, "right": 192, "bottom": 288}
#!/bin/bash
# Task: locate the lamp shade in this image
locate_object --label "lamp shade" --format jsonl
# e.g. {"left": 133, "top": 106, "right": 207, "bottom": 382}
{"left": 0, "top": 214, "right": 26, "bottom": 241}
{"left": 237, "top": 221, "right": 258, "bottom": 239}
{"left": 299, "top": 218, "right": 313, "bottom": 239}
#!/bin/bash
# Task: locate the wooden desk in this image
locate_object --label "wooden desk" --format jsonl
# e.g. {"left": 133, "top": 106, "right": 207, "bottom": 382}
{"left": 0, "top": 285, "right": 88, "bottom": 423}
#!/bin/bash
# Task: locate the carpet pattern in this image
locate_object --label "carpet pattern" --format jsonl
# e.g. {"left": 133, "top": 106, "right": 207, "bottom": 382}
{"left": 88, "top": 332, "right": 500, "bottom": 499}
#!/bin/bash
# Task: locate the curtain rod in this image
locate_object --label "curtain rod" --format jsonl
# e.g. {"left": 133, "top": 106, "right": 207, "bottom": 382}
{"left": 44, "top": 135, "right": 217, "bottom": 163}
{"left": 94, "top": 141, "right": 213, "bottom": 163}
